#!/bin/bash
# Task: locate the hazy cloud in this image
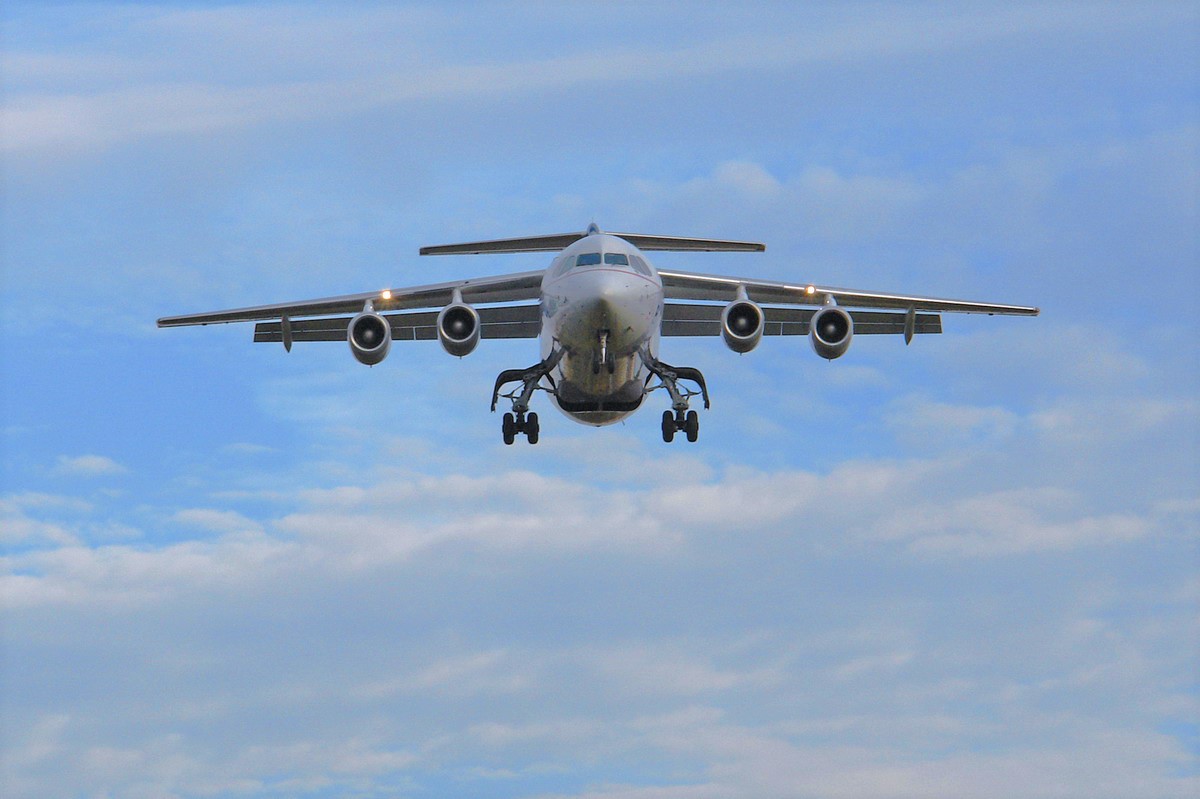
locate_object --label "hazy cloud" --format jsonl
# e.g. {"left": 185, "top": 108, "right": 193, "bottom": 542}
{"left": 52, "top": 454, "right": 127, "bottom": 477}
{"left": 3, "top": 2, "right": 1196, "bottom": 797}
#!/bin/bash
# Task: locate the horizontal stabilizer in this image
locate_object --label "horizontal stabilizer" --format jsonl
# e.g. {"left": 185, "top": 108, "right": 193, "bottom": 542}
{"left": 420, "top": 230, "right": 765, "bottom": 256}
{"left": 420, "top": 233, "right": 585, "bottom": 255}
{"left": 616, "top": 233, "right": 764, "bottom": 252}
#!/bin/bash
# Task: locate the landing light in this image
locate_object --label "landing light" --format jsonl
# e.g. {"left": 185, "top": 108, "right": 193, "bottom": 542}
{"left": 805, "top": 285, "right": 816, "bottom": 295}
{"left": 381, "top": 290, "right": 392, "bottom": 300}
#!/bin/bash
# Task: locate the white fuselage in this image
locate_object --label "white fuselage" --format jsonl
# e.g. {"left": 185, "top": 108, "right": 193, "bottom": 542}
{"left": 539, "top": 234, "right": 663, "bottom": 426}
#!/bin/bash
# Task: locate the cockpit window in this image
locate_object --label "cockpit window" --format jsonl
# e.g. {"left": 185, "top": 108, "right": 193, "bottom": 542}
{"left": 630, "top": 255, "right": 652, "bottom": 276}
{"left": 603, "top": 253, "right": 629, "bottom": 266}
{"left": 575, "top": 252, "right": 602, "bottom": 267}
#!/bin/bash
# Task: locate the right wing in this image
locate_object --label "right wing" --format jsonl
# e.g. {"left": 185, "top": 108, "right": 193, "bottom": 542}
{"left": 252, "top": 304, "right": 541, "bottom": 343}
{"left": 156, "top": 270, "right": 545, "bottom": 328}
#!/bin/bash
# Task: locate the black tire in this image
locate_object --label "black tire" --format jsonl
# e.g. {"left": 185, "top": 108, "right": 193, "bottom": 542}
{"left": 661, "top": 410, "right": 675, "bottom": 443}
{"left": 685, "top": 410, "right": 699, "bottom": 442}
{"left": 502, "top": 413, "right": 516, "bottom": 445}
{"left": 526, "top": 412, "right": 540, "bottom": 445}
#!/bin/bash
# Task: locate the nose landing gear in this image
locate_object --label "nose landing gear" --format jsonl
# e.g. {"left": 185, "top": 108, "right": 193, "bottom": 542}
{"left": 592, "top": 330, "right": 616, "bottom": 375}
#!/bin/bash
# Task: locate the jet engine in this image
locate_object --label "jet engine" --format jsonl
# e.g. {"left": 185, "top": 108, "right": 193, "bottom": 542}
{"left": 721, "top": 298, "right": 765, "bottom": 353}
{"left": 809, "top": 305, "right": 853, "bottom": 360}
{"left": 437, "top": 301, "right": 481, "bottom": 357}
{"left": 348, "top": 310, "right": 392, "bottom": 365}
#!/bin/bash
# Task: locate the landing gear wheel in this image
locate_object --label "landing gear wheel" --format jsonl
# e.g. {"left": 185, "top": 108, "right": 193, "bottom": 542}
{"left": 526, "top": 412, "right": 540, "bottom": 445}
{"left": 661, "top": 410, "right": 676, "bottom": 443}
{"left": 685, "top": 410, "right": 699, "bottom": 442}
{"left": 502, "top": 413, "right": 516, "bottom": 445}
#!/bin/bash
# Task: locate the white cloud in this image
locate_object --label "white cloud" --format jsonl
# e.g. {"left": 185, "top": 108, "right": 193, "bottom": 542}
{"left": 578, "top": 643, "right": 780, "bottom": 698}
{"left": 3, "top": 4, "right": 1197, "bottom": 797}
{"left": 220, "top": 442, "right": 276, "bottom": 455}
{"left": 833, "top": 650, "right": 915, "bottom": 681}
{"left": 172, "top": 507, "right": 263, "bottom": 534}
{"left": 0, "top": 493, "right": 92, "bottom": 546}
{"left": 886, "top": 397, "right": 1020, "bottom": 448}
{"left": 1030, "top": 397, "right": 1200, "bottom": 445}
{"left": 3, "top": 452, "right": 1194, "bottom": 796}
{"left": 4, "top": 3, "right": 1178, "bottom": 155}
{"left": 52, "top": 454, "right": 126, "bottom": 477}
{"left": 870, "top": 487, "right": 1154, "bottom": 557}
{"left": 9, "top": 435, "right": 1181, "bottom": 610}
{"left": 352, "top": 650, "right": 530, "bottom": 701}
{"left": 1, "top": 532, "right": 302, "bottom": 608}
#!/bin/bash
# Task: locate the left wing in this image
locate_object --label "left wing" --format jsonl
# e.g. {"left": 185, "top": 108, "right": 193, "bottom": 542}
{"left": 662, "top": 304, "right": 942, "bottom": 337}
{"left": 157, "top": 270, "right": 545, "bottom": 327}
{"left": 658, "top": 269, "right": 1039, "bottom": 316}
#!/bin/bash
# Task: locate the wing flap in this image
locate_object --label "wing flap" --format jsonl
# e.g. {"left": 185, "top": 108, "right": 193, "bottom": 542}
{"left": 253, "top": 304, "right": 542, "bottom": 344}
{"left": 159, "top": 271, "right": 545, "bottom": 327}
{"left": 659, "top": 269, "right": 1038, "bottom": 316}
{"left": 661, "top": 303, "right": 942, "bottom": 337}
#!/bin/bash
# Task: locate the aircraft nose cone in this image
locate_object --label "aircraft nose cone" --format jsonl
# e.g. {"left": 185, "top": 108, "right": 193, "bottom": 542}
{"left": 582, "top": 274, "right": 640, "bottom": 319}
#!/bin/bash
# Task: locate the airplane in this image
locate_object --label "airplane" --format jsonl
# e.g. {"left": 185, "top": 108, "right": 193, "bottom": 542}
{"left": 158, "top": 223, "right": 1038, "bottom": 444}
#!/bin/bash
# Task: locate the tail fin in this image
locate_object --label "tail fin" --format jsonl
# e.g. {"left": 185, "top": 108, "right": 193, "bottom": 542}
{"left": 419, "top": 227, "right": 764, "bottom": 256}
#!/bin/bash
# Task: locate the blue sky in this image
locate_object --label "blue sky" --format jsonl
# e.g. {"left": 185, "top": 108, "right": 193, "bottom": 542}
{"left": 2, "top": 2, "right": 1198, "bottom": 797}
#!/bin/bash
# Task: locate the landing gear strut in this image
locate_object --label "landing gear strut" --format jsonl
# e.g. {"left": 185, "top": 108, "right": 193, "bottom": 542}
{"left": 493, "top": 349, "right": 562, "bottom": 446}
{"left": 644, "top": 349, "right": 708, "bottom": 444}
{"left": 592, "top": 330, "right": 615, "bottom": 375}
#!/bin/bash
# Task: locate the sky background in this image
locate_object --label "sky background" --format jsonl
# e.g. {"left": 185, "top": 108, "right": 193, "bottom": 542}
{"left": 2, "top": 2, "right": 1198, "bottom": 797}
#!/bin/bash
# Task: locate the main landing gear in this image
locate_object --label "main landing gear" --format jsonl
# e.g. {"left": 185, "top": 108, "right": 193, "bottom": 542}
{"left": 643, "top": 348, "right": 709, "bottom": 444}
{"left": 502, "top": 411, "right": 539, "bottom": 445}
{"left": 492, "top": 349, "right": 563, "bottom": 446}
{"left": 661, "top": 409, "right": 699, "bottom": 443}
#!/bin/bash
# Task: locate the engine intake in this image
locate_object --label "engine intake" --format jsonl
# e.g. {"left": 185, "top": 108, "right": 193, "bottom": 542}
{"left": 437, "top": 302, "right": 481, "bottom": 357}
{"left": 809, "top": 305, "right": 853, "bottom": 360}
{"left": 348, "top": 311, "right": 392, "bottom": 365}
{"left": 721, "top": 299, "right": 765, "bottom": 353}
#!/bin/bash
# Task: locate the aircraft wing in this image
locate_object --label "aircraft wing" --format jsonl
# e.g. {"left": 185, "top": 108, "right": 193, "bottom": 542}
{"left": 156, "top": 270, "right": 545, "bottom": 327}
{"left": 658, "top": 269, "right": 1039, "bottom": 316}
{"left": 252, "top": 304, "right": 541, "bottom": 343}
{"left": 661, "top": 304, "right": 943, "bottom": 337}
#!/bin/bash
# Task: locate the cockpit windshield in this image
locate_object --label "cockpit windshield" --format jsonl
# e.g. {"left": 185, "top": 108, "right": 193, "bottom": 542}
{"left": 630, "top": 254, "right": 653, "bottom": 277}
{"left": 561, "top": 250, "right": 647, "bottom": 274}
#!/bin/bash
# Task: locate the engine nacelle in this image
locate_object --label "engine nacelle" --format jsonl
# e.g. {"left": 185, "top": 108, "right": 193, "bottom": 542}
{"left": 348, "top": 311, "right": 392, "bottom": 366}
{"left": 809, "top": 305, "right": 853, "bottom": 360}
{"left": 437, "top": 302, "right": 481, "bottom": 357}
{"left": 721, "top": 299, "right": 765, "bottom": 353}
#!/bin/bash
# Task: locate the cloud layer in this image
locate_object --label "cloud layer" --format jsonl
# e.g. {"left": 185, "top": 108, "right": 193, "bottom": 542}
{"left": 2, "top": 2, "right": 1197, "bottom": 798}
